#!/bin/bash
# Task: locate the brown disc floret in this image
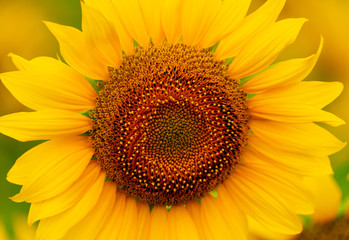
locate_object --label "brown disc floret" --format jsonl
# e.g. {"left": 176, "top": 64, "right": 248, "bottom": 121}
{"left": 90, "top": 43, "right": 249, "bottom": 206}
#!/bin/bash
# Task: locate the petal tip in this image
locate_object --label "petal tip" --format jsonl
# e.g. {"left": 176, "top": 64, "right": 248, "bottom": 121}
{"left": 10, "top": 194, "right": 24, "bottom": 203}
{"left": 42, "top": 20, "right": 53, "bottom": 28}
{"left": 8, "top": 52, "right": 16, "bottom": 58}
{"left": 333, "top": 118, "right": 346, "bottom": 127}
{"left": 27, "top": 217, "right": 34, "bottom": 228}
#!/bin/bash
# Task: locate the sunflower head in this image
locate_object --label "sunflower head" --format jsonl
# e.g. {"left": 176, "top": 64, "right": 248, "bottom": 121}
{"left": 0, "top": 0, "right": 345, "bottom": 239}
{"left": 90, "top": 42, "right": 249, "bottom": 205}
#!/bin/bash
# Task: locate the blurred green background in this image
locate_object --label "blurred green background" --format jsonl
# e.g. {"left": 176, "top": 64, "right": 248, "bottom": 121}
{"left": 0, "top": 0, "right": 348, "bottom": 239}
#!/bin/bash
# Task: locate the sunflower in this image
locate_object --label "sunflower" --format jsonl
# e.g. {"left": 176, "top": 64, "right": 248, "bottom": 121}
{"left": 0, "top": 0, "right": 345, "bottom": 239}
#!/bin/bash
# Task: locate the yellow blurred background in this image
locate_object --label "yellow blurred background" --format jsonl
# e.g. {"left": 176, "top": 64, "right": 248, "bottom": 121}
{"left": 0, "top": 0, "right": 348, "bottom": 239}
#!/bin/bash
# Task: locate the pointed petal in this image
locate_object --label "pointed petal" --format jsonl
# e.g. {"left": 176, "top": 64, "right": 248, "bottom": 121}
{"left": 1, "top": 54, "right": 97, "bottom": 112}
{"left": 0, "top": 111, "right": 91, "bottom": 142}
{"left": 139, "top": 0, "right": 166, "bottom": 44}
{"left": 247, "top": 83, "right": 345, "bottom": 126}
{"left": 44, "top": 21, "right": 108, "bottom": 80}
{"left": 249, "top": 105, "right": 344, "bottom": 126}
{"left": 64, "top": 181, "right": 116, "bottom": 240}
{"left": 149, "top": 206, "right": 168, "bottom": 240}
{"left": 228, "top": 18, "right": 307, "bottom": 79}
{"left": 248, "top": 134, "right": 334, "bottom": 176}
{"left": 83, "top": 0, "right": 134, "bottom": 53}
{"left": 199, "top": 0, "right": 251, "bottom": 48}
{"left": 181, "top": 0, "right": 220, "bottom": 46}
{"left": 215, "top": 0, "right": 286, "bottom": 60}
{"left": 81, "top": 3, "right": 122, "bottom": 69}
{"left": 242, "top": 37, "right": 323, "bottom": 93}
{"left": 27, "top": 161, "right": 101, "bottom": 226}
{"left": 10, "top": 136, "right": 93, "bottom": 203}
{"left": 35, "top": 170, "right": 105, "bottom": 240}
{"left": 110, "top": 0, "right": 149, "bottom": 46}
{"left": 240, "top": 155, "right": 315, "bottom": 215}
{"left": 161, "top": 0, "right": 182, "bottom": 44}
{"left": 247, "top": 217, "right": 294, "bottom": 240}
{"left": 225, "top": 166, "right": 302, "bottom": 234}
{"left": 7, "top": 137, "right": 91, "bottom": 185}
{"left": 250, "top": 120, "right": 346, "bottom": 156}
{"left": 249, "top": 81, "right": 343, "bottom": 109}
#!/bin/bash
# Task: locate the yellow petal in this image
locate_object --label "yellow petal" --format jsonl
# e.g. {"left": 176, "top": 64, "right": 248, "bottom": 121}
{"left": 249, "top": 81, "right": 344, "bottom": 109}
{"left": 136, "top": 202, "right": 151, "bottom": 240}
{"left": 248, "top": 134, "right": 334, "bottom": 176}
{"left": 247, "top": 88, "right": 345, "bottom": 126}
{"left": 248, "top": 110, "right": 345, "bottom": 129}
{"left": 239, "top": 157, "right": 315, "bottom": 215}
{"left": 225, "top": 167, "right": 302, "bottom": 234}
{"left": 199, "top": 0, "right": 251, "bottom": 48}
{"left": 186, "top": 200, "right": 205, "bottom": 240}
{"left": 228, "top": 18, "right": 307, "bottom": 79}
{"left": 167, "top": 205, "right": 200, "bottom": 240}
{"left": 1, "top": 54, "right": 97, "bottom": 112}
{"left": 248, "top": 217, "right": 295, "bottom": 240}
{"left": 7, "top": 136, "right": 91, "bottom": 185}
{"left": 0, "top": 111, "right": 91, "bottom": 142}
{"left": 250, "top": 120, "right": 346, "bottom": 157}
{"left": 149, "top": 206, "right": 168, "bottom": 240}
{"left": 201, "top": 194, "right": 246, "bottom": 240}
{"left": 84, "top": 0, "right": 134, "bottom": 54}
{"left": 304, "top": 176, "right": 342, "bottom": 224}
{"left": 216, "top": 185, "right": 248, "bottom": 240}
{"left": 118, "top": 197, "right": 138, "bottom": 240}
{"left": 139, "top": 0, "right": 166, "bottom": 44}
{"left": 165, "top": 207, "right": 175, "bottom": 240}
{"left": 242, "top": 37, "right": 323, "bottom": 93}
{"left": 161, "top": 0, "right": 182, "bottom": 44}
{"left": 10, "top": 136, "right": 93, "bottom": 203}
{"left": 64, "top": 181, "right": 116, "bottom": 240}
{"left": 110, "top": 0, "right": 149, "bottom": 47}
{"left": 27, "top": 161, "right": 101, "bottom": 226}
{"left": 215, "top": 0, "right": 286, "bottom": 60}
{"left": 35, "top": 170, "right": 105, "bottom": 240}
{"left": 44, "top": 21, "right": 108, "bottom": 80}
{"left": 181, "top": 0, "right": 220, "bottom": 46}
{"left": 96, "top": 192, "right": 127, "bottom": 240}
{"left": 81, "top": 3, "right": 122, "bottom": 69}
{"left": 6, "top": 142, "right": 48, "bottom": 186}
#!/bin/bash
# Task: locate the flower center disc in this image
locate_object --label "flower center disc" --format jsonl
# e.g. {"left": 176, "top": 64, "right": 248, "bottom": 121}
{"left": 90, "top": 43, "right": 249, "bottom": 205}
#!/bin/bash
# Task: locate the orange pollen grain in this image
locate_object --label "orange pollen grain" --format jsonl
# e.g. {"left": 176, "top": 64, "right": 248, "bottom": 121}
{"left": 90, "top": 42, "right": 249, "bottom": 206}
